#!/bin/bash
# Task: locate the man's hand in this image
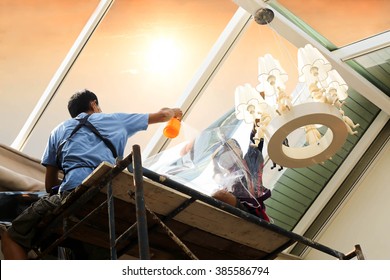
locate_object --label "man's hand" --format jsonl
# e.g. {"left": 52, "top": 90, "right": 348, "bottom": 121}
{"left": 148, "top": 107, "right": 183, "bottom": 124}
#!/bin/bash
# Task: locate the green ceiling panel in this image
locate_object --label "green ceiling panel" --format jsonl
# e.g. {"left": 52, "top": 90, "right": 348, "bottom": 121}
{"left": 265, "top": 204, "right": 301, "bottom": 228}
{"left": 336, "top": 147, "right": 349, "bottom": 158}
{"left": 308, "top": 165, "right": 333, "bottom": 179}
{"left": 277, "top": 177, "right": 317, "bottom": 199}
{"left": 268, "top": 190, "right": 308, "bottom": 214}
{"left": 293, "top": 168, "right": 328, "bottom": 186}
{"left": 283, "top": 170, "right": 322, "bottom": 192}
{"left": 329, "top": 154, "right": 343, "bottom": 166}
{"left": 320, "top": 160, "right": 338, "bottom": 173}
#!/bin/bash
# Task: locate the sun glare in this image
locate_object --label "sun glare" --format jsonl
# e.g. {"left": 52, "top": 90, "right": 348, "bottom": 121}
{"left": 144, "top": 37, "right": 181, "bottom": 73}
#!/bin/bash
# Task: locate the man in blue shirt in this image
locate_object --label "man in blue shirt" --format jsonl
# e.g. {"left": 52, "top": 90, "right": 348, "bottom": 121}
{"left": 1, "top": 89, "right": 182, "bottom": 259}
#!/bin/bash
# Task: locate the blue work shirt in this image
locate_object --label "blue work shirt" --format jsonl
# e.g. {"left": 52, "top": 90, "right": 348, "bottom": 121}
{"left": 41, "top": 112, "right": 148, "bottom": 193}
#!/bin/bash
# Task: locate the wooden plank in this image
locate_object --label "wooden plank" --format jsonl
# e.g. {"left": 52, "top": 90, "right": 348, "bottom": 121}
{"left": 87, "top": 163, "right": 291, "bottom": 253}
{"left": 174, "top": 201, "right": 290, "bottom": 253}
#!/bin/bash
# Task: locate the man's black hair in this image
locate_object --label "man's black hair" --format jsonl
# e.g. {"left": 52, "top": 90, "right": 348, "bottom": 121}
{"left": 68, "top": 89, "right": 99, "bottom": 118}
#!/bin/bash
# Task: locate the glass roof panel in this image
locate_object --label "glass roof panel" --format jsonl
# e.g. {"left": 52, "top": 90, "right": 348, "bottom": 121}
{"left": 0, "top": 0, "right": 99, "bottom": 146}
{"left": 348, "top": 46, "right": 390, "bottom": 95}
{"left": 276, "top": 0, "right": 390, "bottom": 47}
{"left": 22, "top": 0, "right": 238, "bottom": 158}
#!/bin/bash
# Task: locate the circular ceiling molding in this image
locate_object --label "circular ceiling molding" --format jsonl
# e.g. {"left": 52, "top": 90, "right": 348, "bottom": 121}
{"left": 265, "top": 102, "right": 348, "bottom": 168}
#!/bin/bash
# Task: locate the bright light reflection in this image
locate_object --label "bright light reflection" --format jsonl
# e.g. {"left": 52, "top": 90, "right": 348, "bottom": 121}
{"left": 144, "top": 36, "right": 181, "bottom": 73}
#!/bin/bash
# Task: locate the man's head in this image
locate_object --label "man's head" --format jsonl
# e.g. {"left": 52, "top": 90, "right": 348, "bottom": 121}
{"left": 68, "top": 89, "right": 101, "bottom": 118}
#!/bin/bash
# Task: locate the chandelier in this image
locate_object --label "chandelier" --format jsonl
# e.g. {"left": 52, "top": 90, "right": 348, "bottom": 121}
{"left": 234, "top": 10, "right": 359, "bottom": 169}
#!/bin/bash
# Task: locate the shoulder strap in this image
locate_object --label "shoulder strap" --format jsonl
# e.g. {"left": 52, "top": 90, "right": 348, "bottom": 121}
{"left": 56, "top": 114, "right": 118, "bottom": 170}
{"left": 82, "top": 119, "right": 118, "bottom": 159}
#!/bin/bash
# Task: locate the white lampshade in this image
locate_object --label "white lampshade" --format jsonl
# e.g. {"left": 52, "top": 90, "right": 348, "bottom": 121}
{"left": 298, "top": 44, "right": 332, "bottom": 84}
{"left": 325, "top": 69, "right": 349, "bottom": 101}
{"left": 257, "top": 54, "right": 288, "bottom": 97}
{"left": 235, "top": 84, "right": 265, "bottom": 123}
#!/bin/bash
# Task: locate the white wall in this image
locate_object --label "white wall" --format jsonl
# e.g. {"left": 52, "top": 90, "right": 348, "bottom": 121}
{"left": 305, "top": 140, "right": 390, "bottom": 260}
